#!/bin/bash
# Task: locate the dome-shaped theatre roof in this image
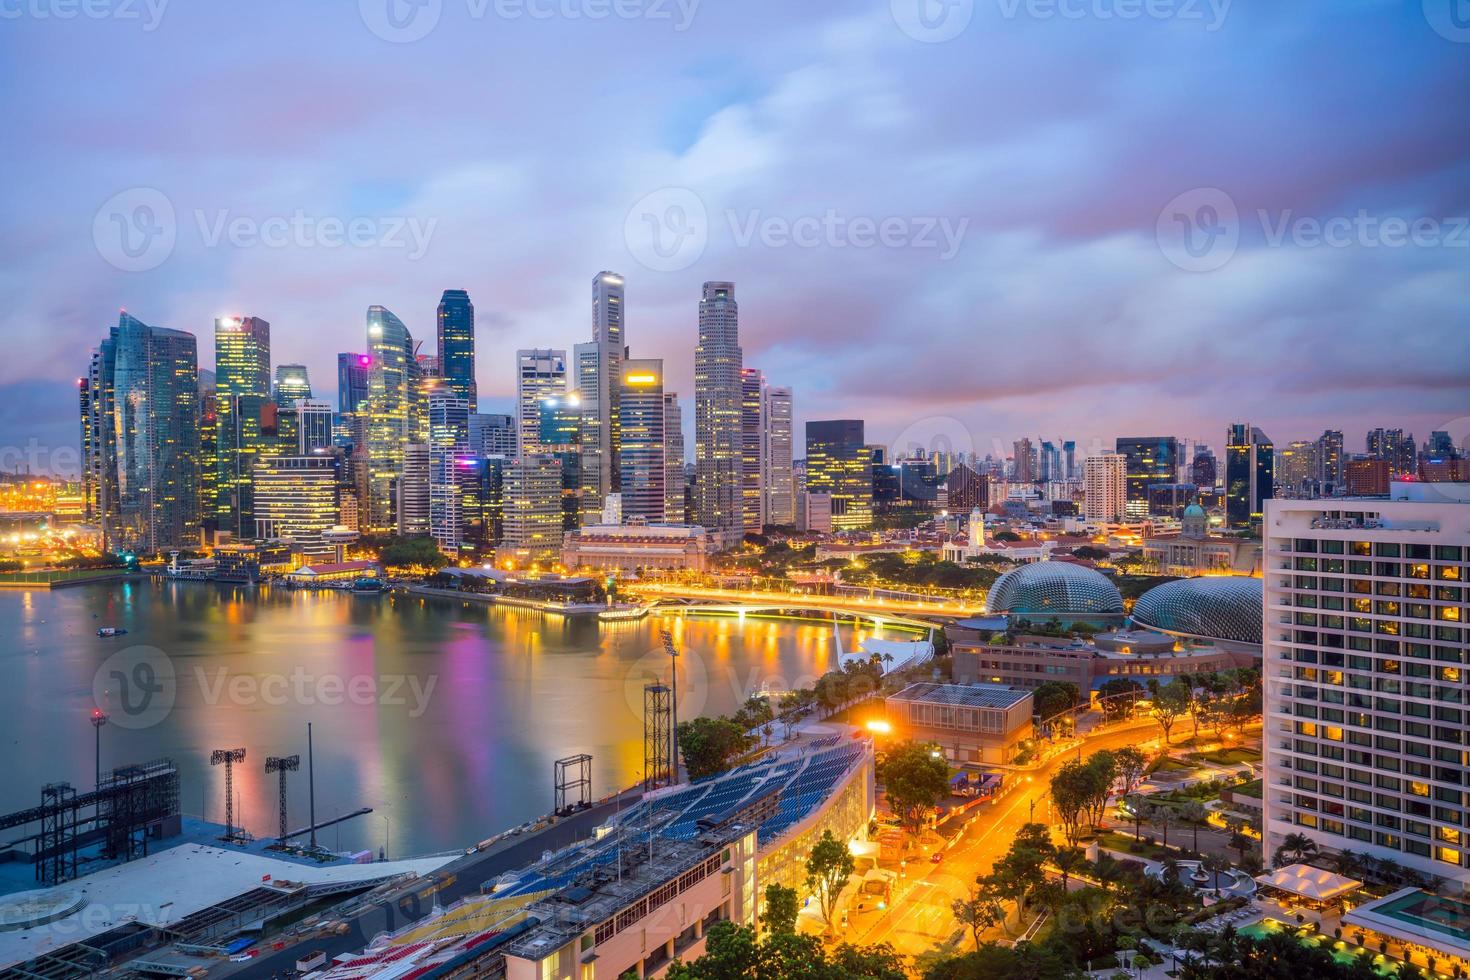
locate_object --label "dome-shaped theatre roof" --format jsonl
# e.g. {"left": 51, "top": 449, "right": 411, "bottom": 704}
{"left": 985, "top": 562, "right": 1125, "bottom": 617}
{"left": 1131, "top": 576, "right": 1262, "bottom": 646}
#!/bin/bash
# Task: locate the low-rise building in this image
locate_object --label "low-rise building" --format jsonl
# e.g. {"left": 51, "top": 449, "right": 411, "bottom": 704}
{"left": 884, "top": 682, "right": 1034, "bottom": 765}
{"left": 562, "top": 523, "right": 709, "bottom": 574}
{"left": 1141, "top": 502, "right": 1262, "bottom": 575}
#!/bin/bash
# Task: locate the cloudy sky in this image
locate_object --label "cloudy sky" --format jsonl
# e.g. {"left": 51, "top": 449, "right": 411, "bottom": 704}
{"left": 2, "top": 0, "right": 1467, "bottom": 474}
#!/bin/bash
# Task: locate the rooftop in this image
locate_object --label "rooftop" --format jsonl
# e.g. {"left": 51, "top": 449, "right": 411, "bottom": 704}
{"left": 888, "top": 682, "right": 1031, "bottom": 710}
{"left": 1253, "top": 863, "right": 1362, "bottom": 902}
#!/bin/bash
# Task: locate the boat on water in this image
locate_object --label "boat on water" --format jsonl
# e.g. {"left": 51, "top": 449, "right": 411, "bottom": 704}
{"left": 97, "top": 627, "right": 128, "bottom": 637}
{"left": 598, "top": 604, "right": 650, "bottom": 623}
{"left": 350, "top": 577, "right": 388, "bottom": 594}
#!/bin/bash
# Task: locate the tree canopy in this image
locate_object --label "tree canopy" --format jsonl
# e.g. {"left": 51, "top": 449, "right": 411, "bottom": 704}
{"left": 878, "top": 741, "right": 951, "bottom": 834}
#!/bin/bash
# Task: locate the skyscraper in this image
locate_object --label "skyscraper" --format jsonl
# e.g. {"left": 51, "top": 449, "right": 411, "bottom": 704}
{"left": 1115, "top": 436, "right": 1181, "bottom": 514}
{"left": 581, "top": 271, "right": 626, "bottom": 511}
{"left": 618, "top": 358, "right": 665, "bottom": 523}
{"left": 663, "top": 393, "right": 685, "bottom": 523}
{"left": 1367, "top": 427, "right": 1417, "bottom": 478}
{"left": 273, "top": 363, "right": 312, "bottom": 403}
{"left": 515, "top": 349, "right": 567, "bottom": 458}
{"left": 1083, "top": 453, "right": 1127, "bottom": 522}
{"left": 471, "top": 412, "right": 517, "bottom": 458}
{"left": 85, "top": 312, "right": 201, "bottom": 552}
{"left": 694, "top": 281, "right": 743, "bottom": 547}
{"left": 397, "top": 443, "right": 431, "bottom": 536}
{"left": 805, "top": 420, "right": 873, "bottom": 531}
{"left": 428, "top": 390, "right": 471, "bottom": 551}
{"left": 214, "top": 315, "right": 271, "bottom": 539}
{"left": 763, "top": 385, "right": 794, "bottom": 527}
{"left": 739, "top": 368, "right": 766, "bottom": 532}
{"left": 1278, "top": 440, "right": 1318, "bottom": 496}
{"left": 1225, "top": 423, "right": 1274, "bottom": 528}
{"left": 1316, "top": 429, "right": 1344, "bottom": 492}
{"left": 252, "top": 455, "right": 340, "bottom": 556}
{"left": 436, "top": 289, "right": 476, "bottom": 408}
{"left": 337, "top": 352, "right": 371, "bottom": 416}
{"left": 364, "top": 306, "right": 414, "bottom": 533}
{"left": 500, "top": 454, "right": 564, "bottom": 564}
{"left": 1191, "top": 446, "right": 1218, "bottom": 490}
{"left": 1012, "top": 438, "right": 1037, "bottom": 482}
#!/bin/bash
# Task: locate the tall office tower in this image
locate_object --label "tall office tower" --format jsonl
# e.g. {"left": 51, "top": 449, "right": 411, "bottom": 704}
{"left": 515, "top": 349, "right": 568, "bottom": 458}
{"left": 87, "top": 312, "right": 201, "bottom": 552}
{"left": 214, "top": 315, "right": 271, "bottom": 539}
{"left": 805, "top": 420, "right": 873, "bottom": 530}
{"left": 1316, "top": 429, "right": 1345, "bottom": 493}
{"left": 1225, "top": 423, "right": 1274, "bottom": 528}
{"left": 364, "top": 306, "right": 415, "bottom": 533}
{"left": 396, "top": 443, "right": 431, "bottom": 536}
{"left": 663, "top": 393, "right": 685, "bottom": 523}
{"left": 337, "top": 353, "right": 371, "bottom": 416}
{"left": 577, "top": 271, "right": 627, "bottom": 509}
{"left": 1262, "top": 483, "right": 1470, "bottom": 892}
{"left": 428, "top": 391, "right": 471, "bottom": 552}
{"left": 1368, "top": 427, "right": 1418, "bottom": 478}
{"left": 1063, "top": 440, "right": 1078, "bottom": 481}
{"left": 1424, "top": 430, "right": 1459, "bottom": 459}
{"left": 252, "top": 455, "right": 340, "bottom": 556}
{"left": 618, "top": 359, "right": 665, "bottom": 523}
{"left": 1083, "top": 453, "right": 1127, "bottom": 522}
{"left": 78, "top": 376, "right": 94, "bottom": 519}
{"left": 1038, "top": 441, "right": 1062, "bottom": 483}
{"left": 273, "top": 364, "right": 312, "bottom": 403}
{"left": 500, "top": 454, "right": 564, "bottom": 564}
{"left": 436, "top": 289, "right": 476, "bottom": 407}
{"left": 471, "top": 412, "right": 517, "bottom": 458}
{"left": 1278, "top": 440, "right": 1319, "bottom": 497}
{"left": 763, "top": 385, "right": 794, "bottom": 527}
{"left": 739, "top": 368, "right": 766, "bottom": 532}
{"left": 459, "top": 456, "right": 506, "bottom": 550}
{"left": 694, "top": 282, "right": 743, "bottom": 546}
{"left": 945, "top": 464, "right": 989, "bottom": 511}
{"left": 1192, "top": 446, "right": 1218, "bottom": 490}
{"left": 537, "top": 394, "right": 587, "bottom": 528}
{"left": 1115, "top": 436, "right": 1181, "bottom": 516}
{"left": 292, "top": 400, "right": 334, "bottom": 454}
{"left": 1012, "top": 438, "right": 1037, "bottom": 482}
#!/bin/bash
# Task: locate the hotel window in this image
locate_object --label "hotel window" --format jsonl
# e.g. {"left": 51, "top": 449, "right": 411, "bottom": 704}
{"left": 1436, "top": 565, "right": 1462, "bottom": 581}
{"left": 1351, "top": 541, "right": 1372, "bottom": 557}
{"left": 1409, "top": 564, "right": 1431, "bottom": 580}
{"left": 1439, "top": 847, "right": 1463, "bottom": 866}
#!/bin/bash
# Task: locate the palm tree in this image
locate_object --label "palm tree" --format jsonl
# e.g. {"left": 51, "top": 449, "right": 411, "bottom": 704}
{"left": 1179, "top": 800, "right": 1211, "bottom": 856}
{"left": 1202, "top": 853, "right": 1232, "bottom": 895}
{"left": 1053, "top": 847, "right": 1086, "bottom": 891}
{"left": 1147, "top": 802, "right": 1173, "bottom": 848}
{"left": 1124, "top": 793, "right": 1147, "bottom": 841}
{"left": 1274, "top": 832, "right": 1318, "bottom": 867}
{"left": 1331, "top": 849, "right": 1364, "bottom": 879}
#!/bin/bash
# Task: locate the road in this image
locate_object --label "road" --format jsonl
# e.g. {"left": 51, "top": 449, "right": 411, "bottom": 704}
{"left": 845, "top": 719, "right": 1165, "bottom": 960}
{"left": 625, "top": 582, "right": 978, "bottom": 620}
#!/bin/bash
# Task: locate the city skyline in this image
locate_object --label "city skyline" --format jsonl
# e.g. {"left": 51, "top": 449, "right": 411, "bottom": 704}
{"left": 3, "top": 4, "right": 1467, "bottom": 466}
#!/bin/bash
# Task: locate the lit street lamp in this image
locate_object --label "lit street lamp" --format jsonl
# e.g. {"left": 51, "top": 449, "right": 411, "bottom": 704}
{"left": 90, "top": 709, "right": 108, "bottom": 790}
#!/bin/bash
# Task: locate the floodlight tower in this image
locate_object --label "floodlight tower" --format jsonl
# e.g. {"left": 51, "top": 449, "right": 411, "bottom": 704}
{"left": 660, "top": 630, "right": 680, "bottom": 783}
{"left": 210, "top": 748, "right": 247, "bottom": 840}
{"left": 264, "top": 755, "right": 300, "bottom": 840}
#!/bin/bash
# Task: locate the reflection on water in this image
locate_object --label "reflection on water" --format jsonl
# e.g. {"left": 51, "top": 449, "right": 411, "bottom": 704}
{"left": 0, "top": 581, "right": 888, "bottom": 855}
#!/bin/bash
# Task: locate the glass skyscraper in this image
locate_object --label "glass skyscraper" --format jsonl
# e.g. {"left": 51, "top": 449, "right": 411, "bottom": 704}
{"left": 1226, "top": 423, "right": 1274, "bottom": 528}
{"left": 1115, "top": 435, "right": 1181, "bottom": 514}
{"left": 694, "top": 281, "right": 743, "bottom": 546}
{"left": 436, "top": 289, "right": 476, "bottom": 407}
{"left": 805, "top": 419, "right": 873, "bottom": 531}
{"left": 365, "top": 306, "right": 415, "bottom": 533}
{"left": 214, "top": 315, "right": 271, "bottom": 539}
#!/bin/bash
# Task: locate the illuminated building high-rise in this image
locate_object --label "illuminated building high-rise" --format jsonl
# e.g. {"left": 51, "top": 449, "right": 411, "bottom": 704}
{"left": 214, "top": 315, "right": 271, "bottom": 539}
{"left": 694, "top": 281, "right": 743, "bottom": 546}
{"left": 364, "top": 306, "right": 415, "bottom": 533}
{"left": 1225, "top": 423, "right": 1274, "bottom": 528}
{"left": 252, "top": 455, "right": 340, "bottom": 557}
{"left": 436, "top": 289, "right": 476, "bottom": 407}
{"left": 515, "top": 349, "right": 567, "bottom": 458}
{"left": 1316, "top": 429, "right": 1344, "bottom": 492}
{"left": 1083, "top": 453, "right": 1127, "bottom": 522}
{"left": 763, "top": 385, "right": 794, "bottom": 527}
{"left": 273, "top": 363, "right": 312, "bottom": 403}
{"left": 618, "top": 358, "right": 665, "bottom": 523}
{"left": 499, "top": 454, "right": 564, "bottom": 565}
{"left": 575, "top": 271, "right": 626, "bottom": 515}
{"left": 337, "top": 352, "right": 371, "bottom": 416}
{"left": 805, "top": 420, "right": 872, "bottom": 531}
{"left": 1115, "top": 436, "right": 1180, "bottom": 515}
{"left": 663, "top": 393, "right": 685, "bottom": 523}
{"left": 739, "top": 368, "right": 765, "bottom": 532}
{"left": 428, "top": 390, "right": 471, "bottom": 552}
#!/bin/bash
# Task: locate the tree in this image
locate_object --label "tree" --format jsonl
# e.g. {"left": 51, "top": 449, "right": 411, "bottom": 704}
{"left": 378, "top": 535, "right": 447, "bottom": 568}
{"left": 1146, "top": 802, "right": 1173, "bottom": 848}
{"left": 676, "top": 716, "right": 751, "bottom": 780}
{"left": 806, "top": 830, "right": 855, "bottom": 928}
{"left": 664, "top": 922, "right": 907, "bottom": 980}
{"left": 1179, "top": 800, "right": 1211, "bottom": 855}
{"left": 951, "top": 882, "right": 1005, "bottom": 953}
{"left": 1274, "top": 832, "right": 1319, "bottom": 867}
{"left": 1098, "top": 678, "right": 1145, "bottom": 721}
{"left": 1123, "top": 793, "right": 1148, "bottom": 841}
{"left": 1053, "top": 846, "right": 1087, "bottom": 892}
{"left": 1114, "top": 746, "right": 1149, "bottom": 799}
{"left": 1032, "top": 680, "right": 1080, "bottom": 725}
{"left": 1202, "top": 853, "right": 1232, "bottom": 895}
{"left": 921, "top": 943, "right": 1078, "bottom": 980}
{"left": 1152, "top": 679, "right": 1191, "bottom": 745}
{"left": 762, "top": 883, "right": 798, "bottom": 936}
{"left": 990, "top": 823, "right": 1053, "bottom": 923}
{"left": 878, "top": 741, "right": 951, "bottom": 835}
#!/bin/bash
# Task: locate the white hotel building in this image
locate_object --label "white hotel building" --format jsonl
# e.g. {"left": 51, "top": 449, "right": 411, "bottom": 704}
{"left": 1263, "top": 482, "right": 1470, "bottom": 885}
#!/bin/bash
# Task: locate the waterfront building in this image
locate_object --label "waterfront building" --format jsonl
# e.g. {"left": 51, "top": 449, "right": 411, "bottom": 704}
{"left": 805, "top": 420, "right": 873, "bottom": 531}
{"left": 1141, "top": 501, "right": 1263, "bottom": 575}
{"left": 663, "top": 393, "right": 685, "bottom": 523}
{"left": 739, "top": 367, "right": 766, "bottom": 532}
{"left": 1226, "top": 422, "right": 1275, "bottom": 528}
{"left": 573, "top": 271, "right": 627, "bottom": 519}
{"left": 763, "top": 385, "right": 794, "bottom": 527}
{"left": 618, "top": 358, "right": 665, "bottom": 522}
{"left": 1115, "top": 435, "right": 1180, "bottom": 516}
{"left": 196, "top": 387, "right": 217, "bottom": 533}
{"left": 435, "top": 288, "right": 476, "bottom": 407}
{"left": 83, "top": 312, "right": 201, "bottom": 552}
{"left": 1084, "top": 453, "right": 1128, "bottom": 522}
{"left": 1129, "top": 575, "right": 1264, "bottom": 653}
{"left": 515, "top": 348, "right": 567, "bottom": 458}
{"left": 428, "top": 391, "right": 471, "bottom": 552}
{"left": 364, "top": 306, "right": 415, "bottom": 533}
{"left": 396, "top": 443, "right": 430, "bottom": 536}
{"left": 214, "top": 315, "right": 272, "bottom": 539}
{"left": 252, "top": 455, "right": 340, "bottom": 557}
{"left": 694, "top": 281, "right": 744, "bottom": 548}
{"left": 498, "top": 454, "right": 563, "bottom": 565}
{"left": 1262, "top": 482, "right": 1470, "bottom": 894}
{"left": 562, "top": 523, "right": 709, "bottom": 574}
{"left": 272, "top": 363, "right": 311, "bottom": 403}
{"left": 885, "top": 683, "right": 1034, "bottom": 765}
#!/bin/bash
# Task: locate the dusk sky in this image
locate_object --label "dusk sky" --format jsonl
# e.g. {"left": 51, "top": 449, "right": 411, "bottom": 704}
{"left": 2, "top": 0, "right": 1468, "bottom": 474}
